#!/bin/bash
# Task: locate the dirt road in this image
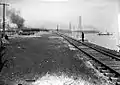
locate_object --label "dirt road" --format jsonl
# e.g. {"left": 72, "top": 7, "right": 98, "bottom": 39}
{"left": 0, "top": 32, "right": 111, "bottom": 85}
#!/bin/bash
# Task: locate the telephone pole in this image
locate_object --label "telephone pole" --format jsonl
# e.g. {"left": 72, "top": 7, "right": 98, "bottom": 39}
{"left": 0, "top": 3, "right": 9, "bottom": 37}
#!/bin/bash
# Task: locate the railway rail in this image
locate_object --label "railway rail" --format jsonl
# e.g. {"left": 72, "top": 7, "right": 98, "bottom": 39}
{"left": 81, "top": 42, "right": 120, "bottom": 57}
{"left": 56, "top": 32, "right": 120, "bottom": 85}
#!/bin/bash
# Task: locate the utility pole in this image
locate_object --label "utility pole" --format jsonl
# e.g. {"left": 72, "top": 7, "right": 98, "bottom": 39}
{"left": 0, "top": 3, "right": 9, "bottom": 37}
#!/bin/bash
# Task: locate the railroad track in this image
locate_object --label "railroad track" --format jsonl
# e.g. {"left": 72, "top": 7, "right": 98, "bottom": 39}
{"left": 56, "top": 32, "right": 120, "bottom": 85}
{"left": 81, "top": 42, "right": 120, "bottom": 57}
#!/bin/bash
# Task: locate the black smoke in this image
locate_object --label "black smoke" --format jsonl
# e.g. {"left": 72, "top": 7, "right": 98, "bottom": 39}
{"left": 6, "top": 8, "right": 25, "bottom": 29}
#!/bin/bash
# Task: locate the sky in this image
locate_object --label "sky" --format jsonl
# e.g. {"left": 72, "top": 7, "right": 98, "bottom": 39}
{"left": 0, "top": 0, "right": 120, "bottom": 32}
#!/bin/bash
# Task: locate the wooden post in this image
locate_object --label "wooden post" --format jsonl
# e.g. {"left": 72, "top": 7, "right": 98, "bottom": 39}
{"left": 0, "top": 3, "right": 9, "bottom": 37}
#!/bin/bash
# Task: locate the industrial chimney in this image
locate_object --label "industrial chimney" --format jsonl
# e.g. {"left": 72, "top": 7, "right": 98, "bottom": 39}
{"left": 78, "top": 16, "right": 82, "bottom": 31}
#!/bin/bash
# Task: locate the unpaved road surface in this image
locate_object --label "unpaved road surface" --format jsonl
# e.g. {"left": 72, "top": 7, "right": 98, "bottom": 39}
{"left": 0, "top": 32, "right": 111, "bottom": 85}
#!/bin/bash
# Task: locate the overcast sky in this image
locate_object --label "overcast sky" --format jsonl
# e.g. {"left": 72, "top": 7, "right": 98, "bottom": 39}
{"left": 0, "top": 0, "right": 120, "bottom": 32}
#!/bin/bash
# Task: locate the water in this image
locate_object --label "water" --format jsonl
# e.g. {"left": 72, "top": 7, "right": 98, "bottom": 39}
{"left": 64, "top": 31, "right": 119, "bottom": 51}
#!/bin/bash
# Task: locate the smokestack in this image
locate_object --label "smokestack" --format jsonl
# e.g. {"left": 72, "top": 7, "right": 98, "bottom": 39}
{"left": 69, "top": 22, "right": 71, "bottom": 31}
{"left": 78, "top": 16, "right": 82, "bottom": 31}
